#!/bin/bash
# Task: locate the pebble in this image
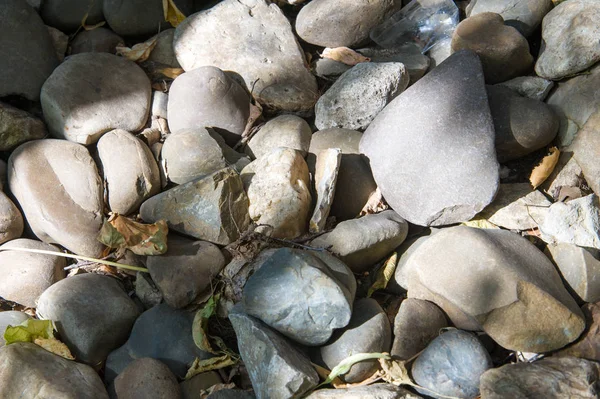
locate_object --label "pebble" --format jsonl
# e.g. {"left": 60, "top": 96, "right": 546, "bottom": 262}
{"left": 242, "top": 248, "right": 355, "bottom": 346}
{"left": 310, "top": 210, "right": 408, "bottom": 273}
{"left": 360, "top": 50, "right": 499, "bottom": 226}
{"left": 309, "top": 148, "right": 341, "bottom": 233}
{"left": 114, "top": 358, "right": 181, "bottom": 399}
{"left": 406, "top": 226, "right": 585, "bottom": 352}
{"left": 545, "top": 155, "right": 585, "bottom": 201}
{"left": 305, "top": 384, "right": 422, "bottom": 399}
{"left": 0, "top": 342, "right": 109, "bottom": 399}
{"left": 0, "top": 192, "right": 23, "bottom": 245}
{"left": 358, "top": 44, "right": 431, "bottom": 83}
{"left": 147, "top": 29, "right": 181, "bottom": 68}
{"left": 167, "top": 66, "right": 250, "bottom": 146}
{"left": 245, "top": 115, "right": 312, "bottom": 160}
{"left": 535, "top": 0, "right": 600, "bottom": 80}
{"left": 146, "top": 234, "right": 226, "bottom": 308}
{"left": 69, "top": 27, "right": 123, "bottom": 55}
{"left": 496, "top": 76, "right": 554, "bottom": 101}
{"left": 140, "top": 168, "right": 250, "bottom": 245}
{"left": 412, "top": 329, "right": 492, "bottom": 399}
{"left": 0, "top": 311, "right": 30, "bottom": 347}
{"left": 229, "top": 304, "right": 319, "bottom": 399}
{"left": 0, "top": 102, "right": 46, "bottom": 151}
{"left": 572, "top": 110, "right": 600, "bottom": 196}
{"left": 36, "top": 273, "right": 140, "bottom": 367}
{"left": 41, "top": 0, "right": 104, "bottom": 31}
{"left": 8, "top": 139, "right": 105, "bottom": 257}
{"left": 546, "top": 243, "right": 600, "bottom": 303}
{"left": 451, "top": 13, "right": 533, "bottom": 84}
{"left": 315, "top": 62, "right": 409, "bottom": 131}
{"left": 466, "top": 0, "right": 553, "bottom": 37}
{"left": 173, "top": 0, "right": 318, "bottom": 113}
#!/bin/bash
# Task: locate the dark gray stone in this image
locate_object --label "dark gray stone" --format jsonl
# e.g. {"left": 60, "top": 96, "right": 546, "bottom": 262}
{"left": 41, "top": 0, "right": 103, "bottom": 31}
{"left": 147, "top": 29, "right": 180, "bottom": 67}
{"left": 180, "top": 371, "right": 222, "bottom": 399}
{"left": 114, "top": 358, "right": 181, "bottom": 399}
{"left": 135, "top": 272, "right": 163, "bottom": 309}
{"left": 69, "top": 27, "right": 124, "bottom": 54}
{"left": 466, "top": 0, "right": 553, "bottom": 37}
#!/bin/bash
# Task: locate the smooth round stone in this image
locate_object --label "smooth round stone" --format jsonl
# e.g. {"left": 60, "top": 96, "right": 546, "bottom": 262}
{"left": 466, "top": 0, "right": 553, "bottom": 37}
{"left": 0, "top": 0, "right": 59, "bottom": 101}
{"left": 245, "top": 115, "right": 312, "bottom": 160}
{"left": 412, "top": 329, "right": 492, "bottom": 399}
{"left": 0, "top": 192, "right": 23, "bottom": 245}
{"left": 114, "top": 358, "right": 181, "bottom": 399}
{"left": 0, "top": 101, "right": 47, "bottom": 152}
{"left": 147, "top": 234, "right": 226, "bottom": 308}
{"left": 167, "top": 66, "right": 250, "bottom": 146}
{"left": 487, "top": 85, "right": 558, "bottom": 162}
{"left": 308, "top": 128, "right": 377, "bottom": 221}
{"left": 37, "top": 273, "right": 140, "bottom": 367}
{"left": 0, "top": 239, "right": 65, "bottom": 308}
{"left": 295, "top": 0, "right": 403, "bottom": 48}
{"left": 69, "top": 27, "right": 124, "bottom": 54}
{"left": 147, "top": 29, "right": 180, "bottom": 67}
{"left": 8, "top": 139, "right": 105, "bottom": 257}
{"left": 451, "top": 12, "right": 533, "bottom": 84}
{"left": 103, "top": 0, "right": 194, "bottom": 37}
{"left": 319, "top": 299, "right": 391, "bottom": 383}
{"left": 41, "top": 52, "right": 151, "bottom": 144}
{"left": 41, "top": 0, "right": 104, "bottom": 31}
{"left": 0, "top": 311, "right": 30, "bottom": 347}
{"left": 97, "top": 129, "right": 161, "bottom": 215}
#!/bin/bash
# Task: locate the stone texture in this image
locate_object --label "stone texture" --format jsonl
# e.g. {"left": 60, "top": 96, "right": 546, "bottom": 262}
{"left": 241, "top": 148, "right": 311, "bottom": 239}
{"left": 319, "top": 299, "right": 391, "bottom": 383}
{"left": 311, "top": 210, "right": 408, "bottom": 273}
{"left": 242, "top": 248, "right": 354, "bottom": 346}
{"left": 466, "top": 0, "right": 553, "bottom": 37}
{"left": 360, "top": 50, "right": 499, "bottom": 226}
{"left": 140, "top": 168, "right": 250, "bottom": 245}
{"left": 180, "top": 372, "right": 223, "bottom": 399}
{"left": 8, "top": 139, "right": 105, "bottom": 257}
{"left": 392, "top": 298, "right": 448, "bottom": 360}
{"left": 496, "top": 76, "right": 554, "bottom": 101}
{"left": 406, "top": 226, "right": 585, "bottom": 352}
{"left": 114, "top": 358, "right": 181, "bottom": 399}
{"left": 167, "top": 66, "right": 251, "bottom": 145}
{"left": 545, "top": 154, "right": 585, "bottom": 200}
{"left": 0, "top": 192, "right": 23, "bottom": 245}
{"left": 97, "top": 129, "right": 161, "bottom": 215}
{"left": 0, "top": 342, "right": 109, "bottom": 399}
{"left": 0, "top": 239, "right": 65, "bottom": 308}
{"left": 0, "top": 0, "right": 59, "bottom": 100}
{"left": 412, "top": 330, "right": 492, "bottom": 399}
{"left": 135, "top": 271, "right": 163, "bottom": 309}
{"left": 572, "top": 110, "right": 600, "bottom": 196}
{"left": 151, "top": 91, "right": 168, "bottom": 119}
{"left": 207, "top": 390, "right": 256, "bottom": 399}
{"left": 295, "top": 0, "right": 403, "bottom": 48}
{"left": 555, "top": 301, "right": 600, "bottom": 361}
{"left": 245, "top": 115, "right": 312, "bottom": 160}
{"left": 358, "top": 44, "right": 431, "bottom": 83}
{"left": 546, "top": 243, "right": 600, "bottom": 303}
{"left": 391, "top": 229, "right": 440, "bottom": 292}
{"left": 309, "top": 128, "right": 377, "bottom": 221}
{"left": 229, "top": 305, "right": 319, "bottom": 399}
{"left": 69, "top": 27, "right": 124, "bottom": 54}
{"left": 305, "top": 384, "right": 422, "bottom": 399}
{"left": 535, "top": 0, "right": 600, "bottom": 80}
{"left": 0, "top": 102, "right": 46, "bottom": 151}
{"left": 315, "top": 62, "right": 409, "bottom": 131}
{"left": 41, "top": 52, "right": 151, "bottom": 144}
{"left": 309, "top": 148, "right": 341, "bottom": 233}
{"left": 37, "top": 273, "right": 140, "bottom": 367}
{"left": 480, "top": 356, "right": 600, "bottom": 398}
{"left": 41, "top": 0, "right": 103, "bottom": 31}
{"left": 46, "top": 25, "right": 69, "bottom": 61}
{"left": 451, "top": 13, "right": 533, "bottom": 83}
{"left": 147, "top": 235, "right": 226, "bottom": 308}
{"left": 174, "top": 0, "right": 318, "bottom": 113}
{"left": 147, "top": 29, "right": 181, "bottom": 67}
{"left": 487, "top": 85, "right": 558, "bottom": 162}
{"left": 0, "top": 311, "right": 30, "bottom": 347}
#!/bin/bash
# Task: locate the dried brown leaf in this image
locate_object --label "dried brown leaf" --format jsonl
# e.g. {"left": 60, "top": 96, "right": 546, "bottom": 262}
{"left": 367, "top": 252, "right": 397, "bottom": 297}
{"left": 34, "top": 337, "right": 75, "bottom": 360}
{"left": 530, "top": 147, "right": 560, "bottom": 189}
{"left": 359, "top": 187, "right": 388, "bottom": 216}
{"left": 97, "top": 214, "right": 168, "bottom": 256}
{"left": 116, "top": 36, "right": 158, "bottom": 63}
{"left": 322, "top": 47, "right": 370, "bottom": 66}
{"left": 162, "top": 0, "right": 186, "bottom": 27}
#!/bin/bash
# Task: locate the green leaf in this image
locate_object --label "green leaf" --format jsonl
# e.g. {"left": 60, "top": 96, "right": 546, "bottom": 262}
{"left": 192, "top": 294, "right": 220, "bottom": 354}
{"left": 368, "top": 252, "right": 398, "bottom": 297}
{"left": 185, "top": 354, "right": 237, "bottom": 380}
{"left": 3, "top": 319, "right": 54, "bottom": 345}
{"left": 322, "top": 352, "right": 391, "bottom": 386}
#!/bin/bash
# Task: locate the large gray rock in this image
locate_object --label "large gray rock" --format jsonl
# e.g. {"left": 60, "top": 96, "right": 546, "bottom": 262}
{"left": 229, "top": 305, "right": 319, "bottom": 399}
{"left": 0, "top": 239, "right": 65, "bottom": 308}
{"left": 487, "top": 85, "right": 558, "bottom": 162}
{"left": 480, "top": 356, "right": 600, "bottom": 398}
{"left": 37, "top": 273, "right": 140, "bottom": 367}
{"left": 572, "top": 110, "right": 600, "bottom": 196}
{"left": 114, "top": 358, "right": 181, "bottom": 399}
{"left": 406, "top": 226, "right": 585, "bottom": 352}
{"left": 147, "top": 235, "right": 226, "bottom": 308}
{"left": 0, "top": 0, "right": 59, "bottom": 101}
{"left": 0, "top": 342, "right": 109, "bottom": 399}
{"left": 245, "top": 115, "right": 312, "bottom": 160}
{"left": 315, "top": 62, "right": 409, "bottom": 131}
{"left": 140, "top": 168, "right": 250, "bottom": 245}
{"left": 41, "top": 0, "right": 103, "bottom": 31}
{"left": 305, "top": 384, "right": 422, "bottom": 399}
{"left": 69, "top": 27, "right": 124, "bottom": 55}
{"left": 241, "top": 148, "right": 311, "bottom": 239}
{"left": 319, "top": 298, "right": 391, "bottom": 383}
{"left": 546, "top": 243, "right": 600, "bottom": 303}
{"left": 310, "top": 210, "right": 408, "bottom": 273}
{"left": 496, "top": 76, "right": 554, "bottom": 101}
{"left": 0, "top": 311, "right": 30, "bottom": 347}
{"left": 412, "top": 329, "right": 492, "bottom": 399}
{"left": 309, "top": 128, "right": 377, "bottom": 221}
{"left": 97, "top": 129, "right": 161, "bottom": 215}
{"left": 0, "top": 192, "right": 23, "bottom": 245}
{"left": 466, "top": 0, "right": 553, "bottom": 37}
{"left": 174, "top": 0, "right": 318, "bottom": 113}
{"left": 360, "top": 50, "right": 499, "bottom": 226}
{"left": 535, "top": 0, "right": 600, "bottom": 80}
{"left": 242, "top": 248, "right": 355, "bottom": 346}
{"left": 8, "top": 139, "right": 105, "bottom": 257}
{"left": 41, "top": 53, "right": 151, "bottom": 144}
{"left": 167, "top": 66, "right": 251, "bottom": 146}
{"left": 295, "top": 0, "right": 403, "bottom": 48}
{"left": 0, "top": 102, "right": 46, "bottom": 151}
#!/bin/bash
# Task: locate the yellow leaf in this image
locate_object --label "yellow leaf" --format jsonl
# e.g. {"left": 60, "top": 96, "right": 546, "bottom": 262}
{"left": 322, "top": 47, "right": 370, "bottom": 66}
{"left": 3, "top": 319, "right": 54, "bottom": 344}
{"left": 97, "top": 214, "right": 168, "bottom": 255}
{"left": 367, "top": 252, "right": 398, "bottom": 297}
{"left": 80, "top": 8, "right": 106, "bottom": 31}
{"left": 461, "top": 219, "right": 499, "bottom": 229}
{"left": 162, "top": 0, "right": 186, "bottom": 27}
{"left": 116, "top": 37, "right": 158, "bottom": 63}
{"left": 529, "top": 147, "right": 560, "bottom": 189}
{"left": 185, "top": 354, "right": 238, "bottom": 380}
{"left": 34, "top": 337, "right": 75, "bottom": 360}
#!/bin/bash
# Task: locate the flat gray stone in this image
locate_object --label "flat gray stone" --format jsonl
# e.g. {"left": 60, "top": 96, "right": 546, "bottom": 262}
{"left": 245, "top": 115, "right": 312, "bottom": 160}
{"left": 114, "top": 358, "right": 181, "bottom": 399}
{"left": 496, "top": 76, "right": 554, "bottom": 101}
{"left": 69, "top": 27, "right": 124, "bottom": 54}
{"left": 358, "top": 44, "right": 431, "bottom": 83}
{"left": 309, "top": 148, "right": 341, "bottom": 233}
{"left": 0, "top": 192, "right": 23, "bottom": 245}
{"left": 41, "top": 0, "right": 103, "bottom": 31}
{"left": 540, "top": 194, "right": 600, "bottom": 249}
{"left": 572, "top": 110, "right": 600, "bottom": 196}
{"left": 305, "top": 384, "right": 422, "bottom": 399}
{"left": 41, "top": 52, "right": 151, "bottom": 144}
{"left": 466, "top": 0, "right": 553, "bottom": 37}
{"left": 360, "top": 50, "right": 499, "bottom": 226}
{"left": 546, "top": 243, "right": 600, "bottom": 303}
{"left": 0, "top": 102, "right": 46, "bottom": 151}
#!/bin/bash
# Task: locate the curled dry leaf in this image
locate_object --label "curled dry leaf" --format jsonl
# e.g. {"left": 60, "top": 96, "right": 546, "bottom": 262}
{"left": 116, "top": 36, "right": 158, "bottom": 63}
{"left": 97, "top": 214, "right": 168, "bottom": 256}
{"left": 530, "top": 147, "right": 560, "bottom": 189}
{"left": 367, "top": 252, "right": 398, "bottom": 297}
{"left": 163, "top": 0, "right": 186, "bottom": 27}
{"left": 185, "top": 354, "right": 238, "bottom": 380}
{"left": 34, "top": 337, "right": 75, "bottom": 360}
{"left": 322, "top": 47, "right": 370, "bottom": 66}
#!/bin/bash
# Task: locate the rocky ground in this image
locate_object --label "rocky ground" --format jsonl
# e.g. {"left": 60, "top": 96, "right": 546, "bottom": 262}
{"left": 1, "top": 0, "right": 600, "bottom": 398}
